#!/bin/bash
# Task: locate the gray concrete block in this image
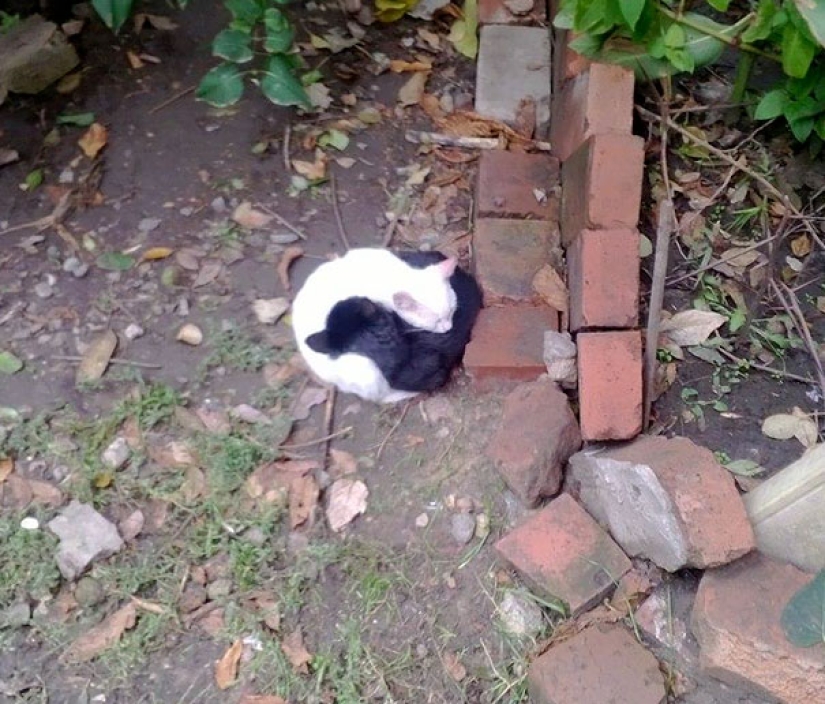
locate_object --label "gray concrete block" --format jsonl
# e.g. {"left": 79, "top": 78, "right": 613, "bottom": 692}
{"left": 475, "top": 25, "right": 551, "bottom": 137}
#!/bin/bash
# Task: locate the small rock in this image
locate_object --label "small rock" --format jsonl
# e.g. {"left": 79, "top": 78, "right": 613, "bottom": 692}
{"left": 450, "top": 513, "right": 475, "bottom": 545}
{"left": 20, "top": 517, "right": 39, "bottom": 531}
{"left": 34, "top": 281, "right": 53, "bottom": 299}
{"left": 47, "top": 501, "right": 124, "bottom": 580}
{"left": 179, "top": 584, "right": 207, "bottom": 613}
{"left": 415, "top": 512, "right": 429, "bottom": 528}
{"left": 0, "top": 602, "right": 31, "bottom": 629}
{"left": 74, "top": 577, "right": 105, "bottom": 607}
{"left": 252, "top": 298, "right": 289, "bottom": 325}
{"left": 179, "top": 207, "right": 194, "bottom": 217}
{"left": 206, "top": 578, "right": 232, "bottom": 600}
{"left": 101, "top": 437, "right": 130, "bottom": 470}
{"left": 176, "top": 324, "right": 203, "bottom": 346}
{"left": 63, "top": 257, "right": 89, "bottom": 278}
{"left": 499, "top": 591, "right": 544, "bottom": 637}
{"left": 138, "top": 217, "right": 161, "bottom": 233}
{"left": 543, "top": 331, "right": 577, "bottom": 387}
{"left": 59, "top": 168, "right": 75, "bottom": 184}
{"left": 210, "top": 196, "right": 227, "bottom": 213}
{"left": 124, "top": 323, "right": 144, "bottom": 340}
{"left": 175, "top": 297, "right": 190, "bottom": 316}
{"left": 421, "top": 396, "right": 454, "bottom": 424}
{"left": 409, "top": 0, "right": 450, "bottom": 19}
{"left": 244, "top": 526, "right": 267, "bottom": 546}
{"left": 504, "top": 0, "right": 534, "bottom": 14}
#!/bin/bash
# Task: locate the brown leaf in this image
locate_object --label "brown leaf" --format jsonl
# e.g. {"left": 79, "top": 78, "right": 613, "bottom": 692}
{"left": 289, "top": 474, "right": 319, "bottom": 529}
{"left": 62, "top": 603, "right": 137, "bottom": 663}
{"left": 233, "top": 201, "right": 274, "bottom": 230}
{"left": 0, "top": 474, "right": 32, "bottom": 509}
{"left": 215, "top": 638, "right": 243, "bottom": 690}
{"left": 249, "top": 593, "right": 281, "bottom": 631}
{"left": 390, "top": 59, "right": 432, "bottom": 73}
{"left": 131, "top": 595, "right": 166, "bottom": 614}
{"left": 76, "top": 330, "right": 118, "bottom": 384}
{"left": 175, "top": 248, "right": 203, "bottom": 271}
{"left": 121, "top": 416, "right": 144, "bottom": 451}
{"left": 195, "top": 406, "right": 231, "bottom": 433}
{"left": 145, "top": 13, "right": 178, "bottom": 30}
{"left": 790, "top": 234, "right": 812, "bottom": 258}
{"left": 329, "top": 449, "right": 357, "bottom": 477}
{"left": 126, "top": 50, "right": 145, "bottom": 69}
{"left": 281, "top": 629, "right": 312, "bottom": 673}
{"left": 78, "top": 123, "right": 108, "bottom": 159}
{"left": 326, "top": 478, "right": 368, "bottom": 532}
{"left": 0, "top": 458, "right": 12, "bottom": 483}
{"left": 150, "top": 440, "right": 195, "bottom": 468}
{"left": 532, "top": 265, "right": 568, "bottom": 313}
{"left": 141, "top": 246, "right": 174, "bottom": 262}
{"left": 180, "top": 466, "right": 207, "bottom": 503}
{"left": 28, "top": 478, "right": 64, "bottom": 507}
{"left": 239, "top": 696, "right": 288, "bottom": 704}
{"left": 442, "top": 651, "right": 466, "bottom": 682}
{"left": 290, "top": 386, "right": 328, "bottom": 421}
{"left": 193, "top": 259, "right": 223, "bottom": 288}
{"left": 277, "top": 246, "right": 304, "bottom": 294}
{"left": 398, "top": 71, "right": 429, "bottom": 106}
{"left": 292, "top": 150, "right": 328, "bottom": 180}
{"left": 119, "top": 509, "right": 144, "bottom": 541}
{"left": 420, "top": 93, "right": 445, "bottom": 121}
{"left": 245, "top": 460, "right": 318, "bottom": 505}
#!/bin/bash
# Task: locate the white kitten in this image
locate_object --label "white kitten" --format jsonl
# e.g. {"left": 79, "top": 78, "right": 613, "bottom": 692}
{"left": 291, "top": 248, "right": 457, "bottom": 403}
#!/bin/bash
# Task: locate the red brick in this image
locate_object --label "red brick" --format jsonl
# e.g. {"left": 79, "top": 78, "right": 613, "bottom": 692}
{"left": 464, "top": 305, "right": 559, "bottom": 382}
{"left": 692, "top": 553, "right": 825, "bottom": 703}
{"left": 552, "top": 63, "right": 636, "bottom": 163}
{"left": 577, "top": 330, "right": 642, "bottom": 441}
{"left": 476, "top": 150, "right": 560, "bottom": 220}
{"left": 486, "top": 378, "right": 581, "bottom": 507}
{"left": 528, "top": 624, "right": 666, "bottom": 704}
{"left": 552, "top": 29, "right": 591, "bottom": 94}
{"left": 568, "top": 228, "right": 640, "bottom": 330}
{"left": 495, "top": 493, "right": 631, "bottom": 616}
{"left": 560, "top": 133, "right": 645, "bottom": 246}
{"left": 479, "top": 0, "right": 546, "bottom": 25}
{"left": 473, "top": 218, "right": 561, "bottom": 305}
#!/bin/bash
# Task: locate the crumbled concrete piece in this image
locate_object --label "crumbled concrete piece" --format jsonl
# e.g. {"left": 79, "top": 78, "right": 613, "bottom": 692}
{"left": 124, "top": 323, "right": 144, "bottom": 340}
{"left": 47, "top": 501, "right": 123, "bottom": 580}
{"left": 450, "top": 513, "right": 476, "bottom": 545}
{"left": 101, "top": 437, "right": 130, "bottom": 470}
{"left": 543, "top": 330, "right": 577, "bottom": 387}
{"left": 498, "top": 591, "right": 544, "bottom": 637}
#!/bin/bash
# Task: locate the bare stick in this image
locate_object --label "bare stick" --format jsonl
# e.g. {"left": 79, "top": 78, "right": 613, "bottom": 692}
{"left": 0, "top": 192, "right": 72, "bottom": 236}
{"left": 717, "top": 347, "right": 815, "bottom": 385}
{"left": 382, "top": 214, "right": 398, "bottom": 248}
{"left": 405, "top": 130, "right": 552, "bottom": 152}
{"left": 330, "top": 172, "right": 352, "bottom": 251}
{"left": 283, "top": 123, "right": 292, "bottom": 172}
{"left": 321, "top": 386, "right": 336, "bottom": 466}
{"left": 279, "top": 425, "right": 353, "bottom": 450}
{"left": 257, "top": 205, "right": 308, "bottom": 240}
{"left": 375, "top": 400, "right": 411, "bottom": 462}
{"left": 52, "top": 355, "right": 162, "bottom": 369}
{"left": 149, "top": 86, "right": 195, "bottom": 114}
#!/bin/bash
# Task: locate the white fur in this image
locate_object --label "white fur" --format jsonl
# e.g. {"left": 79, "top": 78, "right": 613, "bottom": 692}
{"left": 291, "top": 248, "right": 455, "bottom": 403}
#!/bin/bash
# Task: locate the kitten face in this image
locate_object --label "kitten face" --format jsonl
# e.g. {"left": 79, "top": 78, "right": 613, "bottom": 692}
{"left": 392, "top": 257, "right": 458, "bottom": 332}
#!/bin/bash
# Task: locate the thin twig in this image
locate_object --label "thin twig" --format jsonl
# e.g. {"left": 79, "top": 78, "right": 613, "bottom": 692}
{"left": 405, "top": 130, "right": 552, "bottom": 152}
{"left": 375, "top": 400, "right": 411, "bottom": 461}
{"left": 51, "top": 355, "right": 162, "bottom": 369}
{"left": 717, "top": 347, "right": 815, "bottom": 385}
{"left": 149, "top": 86, "right": 195, "bottom": 114}
{"left": 0, "top": 192, "right": 72, "bottom": 236}
{"left": 330, "top": 172, "right": 352, "bottom": 250}
{"left": 321, "top": 386, "right": 336, "bottom": 466}
{"left": 668, "top": 231, "right": 780, "bottom": 286}
{"left": 283, "top": 123, "right": 292, "bottom": 172}
{"left": 279, "top": 425, "right": 352, "bottom": 450}
{"left": 382, "top": 214, "right": 398, "bottom": 248}
{"left": 257, "top": 205, "right": 308, "bottom": 240}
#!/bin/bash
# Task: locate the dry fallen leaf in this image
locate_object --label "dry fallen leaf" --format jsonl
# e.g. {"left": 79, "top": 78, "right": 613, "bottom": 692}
{"left": 442, "top": 651, "right": 466, "bottom": 682}
{"left": 659, "top": 309, "right": 726, "bottom": 347}
{"left": 215, "top": 638, "right": 243, "bottom": 690}
{"left": 253, "top": 298, "right": 289, "bottom": 325}
{"left": 233, "top": 202, "right": 274, "bottom": 230}
{"left": 78, "top": 123, "right": 108, "bottom": 159}
{"left": 126, "top": 50, "right": 145, "bottom": 69}
{"left": 762, "top": 408, "right": 818, "bottom": 447}
{"left": 292, "top": 150, "right": 328, "bottom": 180}
{"left": 239, "top": 696, "right": 288, "bottom": 704}
{"left": 76, "top": 330, "right": 118, "bottom": 384}
{"left": 289, "top": 474, "right": 320, "bottom": 529}
{"left": 790, "top": 234, "right": 812, "bottom": 258}
{"left": 290, "top": 386, "right": 328, "bottom": 421}
{"left": 281, "top": 628, "right": 312, "bottom": 673}
{"left": 0, "top": 458, "right": 13, "bottom": 483}
{"left": 180, "top": 466, "right": 207, "bottom": 503}
{"left": 28, "top": 478, "right": 64, "bottom": 507}
{"left": 277, "top": 246, "right": 304, "bottom": 294}
{"left": 141, "top": 246, "right": 173, "bottom": 262}
{"left": 193, "top": 259, "right": 223, "bottom": 288}
{"left": 390, "top": 59, "right": 432, "bottom": 73}
{"left": 329, "top": 449, "right": 357, "bottom": 477}
{"left": 398, "top": 71, "right": 429, "bottom": 106}
{"left": 532, "top": 265, "right": 568, "bottom": 313}
{"left": 326, "top": 478, "right": 369, "bottom": 532}
{"left": 119, "top": 509, "right": 144, "bottom": 541}
{"left": 62, "top": 603, "right": 137, "bottom": 663}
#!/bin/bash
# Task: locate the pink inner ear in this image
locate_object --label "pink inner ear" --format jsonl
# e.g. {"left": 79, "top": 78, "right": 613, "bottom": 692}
{"left": 437, "top": 257, "right": 457, "bottom": 278}
{"left": 392, "top": 291, "right": 418, "bottom": 312}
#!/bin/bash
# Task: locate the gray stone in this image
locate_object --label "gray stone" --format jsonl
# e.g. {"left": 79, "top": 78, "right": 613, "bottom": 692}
{"left": 63, "top": 256, "right": 89, "bottom": 278}
{"left": 138, "top": 217, "right": 161, "bottom": 233}
{"left": 74, "top": 577, "right": 105, "bottom": 607}
{"left": 101, "top": 437, "right": 130, "bottom": 470}
{"left": 450, "top": 513, "right": 476, "bottom": 545}
{"left": 124, "top": 323, "right": 144, "bottom": 340}
{"left": 543, "top": 331, "right": 577, "bottom": 387}
{"left": 47, "top": 501, "right": 123, "bottom": 580}
{"left": 498, "top": 591, "right": 544, "bottom": 638}
{"left": 409, "top": 0, "right": 451, "bottom": 19}
{"left": 0, "top": 15, "right": 79, "bottom": 98}
{"left": 34, "top": 281, "right": 53, "bottom": 299}
{"left": 744, "top": 443, "right": 825, "bottom": 572}
{"left": 0, "top": 601, "right": 31, "bottom": 629}
{"left": 475, "top": 26, "right": 550, "bottom": 137}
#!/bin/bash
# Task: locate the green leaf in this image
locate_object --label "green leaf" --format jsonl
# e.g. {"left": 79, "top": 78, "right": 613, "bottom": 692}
{"left": 724, "top": 458, "right": 765, "bottom": 476}
{"left": 301, "top": 69, "right": 324, "bottom": 86}
{"left": 212, "top": 29, "right": 254, "bottom": 63}
{"left": 23, "top": 169, "right": 43, "bottom": 191}
{"left": 728, "top": 307, "right": 747, "bottom": 332}
{"left": 782, "top": 569, "right": 825, "bottom": 647}
{"left": 788, "top": 115, "right": 815, "bottom": 141}
{"left": 0, "top": 351, "right": 23, "bottom": 375}
{"left": 617, "top": 0, "right": 645, "bottom": 30}
{"left": 782, "top": 24, "right": 817, "bottom": 78}
{"left": 91, "top": 0, "right": 134, "bottom": 33}
{"left": 225, "top": 0, "right": 265, "bottom": 28}
{"left": 263, "top": 8, "right": 294, "bottom": 53}
{"left": 318, "top": 129, "right": 349, "bottom": 151}
{"left": 755, "top": 88, "right": 789, "bottom": 119}
{"left": 448, "top": 0, "right": 478, "bottom": 59}
{"left": 664, "top": 22, "right": 687, "bottom": 49}
{"left": 706, "top": 0, "right": 731, "bottom": 10}
{"left": 57, "top": 112, "right": 95, "bottom": 127}
{"left": 794, "top": 0, "right": 825, "bottom": 48}
{"left": 96, "top": 252, "right": 135, "bottom": 271}
{"left": 259, "top": 55, "right": 311, "bottom": 108}
{"left": 742, "top": 0, "right": 779, "bottom": 44}
{"left": 196, "top": 63, "right": 245, "bottom": 107}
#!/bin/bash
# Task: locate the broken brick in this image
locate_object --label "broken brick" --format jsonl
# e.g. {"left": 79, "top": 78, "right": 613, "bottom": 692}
{"left": 495, "top": 493, "right": 631, "bottom": 616}
{"left": 478, "top": 0, "right": 547, "bottom": 26}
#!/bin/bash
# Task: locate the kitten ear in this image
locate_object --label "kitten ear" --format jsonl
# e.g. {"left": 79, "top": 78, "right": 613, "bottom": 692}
{"left": 392, "top": 291, "right": 420, "bottom": 313}
{"left": 305, "top": 331, "right": 332, "bottom": 354}
{"left": 435, "top": 256, "right": 458, "bottom": 278}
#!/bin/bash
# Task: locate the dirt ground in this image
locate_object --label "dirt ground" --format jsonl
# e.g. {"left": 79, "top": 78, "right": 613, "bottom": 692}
{"left": 0, "top": 2, "right": 821, "bottom": 703}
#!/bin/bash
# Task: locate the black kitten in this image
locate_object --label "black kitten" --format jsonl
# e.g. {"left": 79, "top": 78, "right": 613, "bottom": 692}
{"left": 305, "top": 251, "right": 482, "bottom": 393}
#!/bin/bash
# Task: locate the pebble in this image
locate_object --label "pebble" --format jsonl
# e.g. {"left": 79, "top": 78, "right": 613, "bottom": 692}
{"left": 47, "top": 501, "right": 124, "bottom": 580}
{"left": 101, "top": 437, "right": 131, "bottom": 470}
{"left": 415, "top": 513, "right": 429, "bottom": 528}
{"left": 498, "top": 591, "right": 544, "bottom": 638}
{"left": 63, "top": 257, "right": 89, "bottom": 278}
{"left": 138, "top": 217, "right": 161, "bottom": 233}
{"left": 179, "top": 207, "right": 194, "bottom": 217}
{"left": 58, "top": 168, "right": 75, "bottom": 184}
{"left": 20, "top": 517, "right": 39, "bottom": 531}
{"left": 124, "top": 323, "right": 145, "bottom": 340}
{"left": 74, "top": 577, "right": 105, "bottom": 607}
{"left": 34, "top": 282, "right": 53, "bottom": 299}
{"left": 244, "top": 526, "right": 267, "bottom": 546}
{"left": 450, "top": 513, "right": 476, "bottom": 545}
{"left": 211, "top": 196, "right": 227, "bottom": 213}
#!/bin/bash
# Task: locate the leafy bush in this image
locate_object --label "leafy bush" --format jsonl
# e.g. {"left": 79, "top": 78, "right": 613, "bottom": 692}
{"left": 556, "top": 0, "right": 825, "bottom": 144}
